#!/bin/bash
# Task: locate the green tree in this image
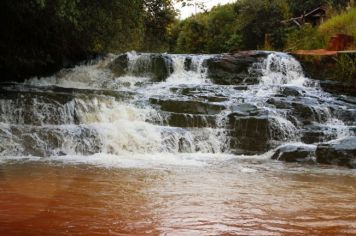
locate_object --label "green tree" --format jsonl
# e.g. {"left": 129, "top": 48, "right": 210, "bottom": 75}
{"left": 0, "top": 0, "right": 177, "bottom": 81}
{"left": 141, "top": 0, "right": 177, "bottom": 51}
{"left": 234, "top": 0, "right": 287, "bottom": 50}
{"left": 205, "top": 4, "right": 241, "bottom": 53}
{"left": 175, "top": 17, "right": 208, "bottom": 53}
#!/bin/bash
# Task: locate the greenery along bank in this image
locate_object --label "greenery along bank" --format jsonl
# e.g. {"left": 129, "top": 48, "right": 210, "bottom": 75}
{"left": 0, "top": 0, "right": 176, "bottom": 81}
{"left": 1, "top": 0, "right": 355, "bottom": 82}
{"left": 170, "top": 0, "right": 353, "bottom": 53}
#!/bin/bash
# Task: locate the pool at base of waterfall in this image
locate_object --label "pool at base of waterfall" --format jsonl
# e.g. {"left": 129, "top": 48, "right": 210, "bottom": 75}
{"left": 0, "top": 159, "right": 355, "bottom": 235}
{"left": 0, "top": 51, "right": 356, "bottom": 235}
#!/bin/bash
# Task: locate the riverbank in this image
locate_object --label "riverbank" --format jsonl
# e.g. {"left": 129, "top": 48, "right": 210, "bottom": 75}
{"left": 292, "top": 50, "right": 356, "bottom": 94}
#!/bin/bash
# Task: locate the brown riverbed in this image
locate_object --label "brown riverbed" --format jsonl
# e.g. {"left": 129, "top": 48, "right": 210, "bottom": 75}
{"left": 0, "top": 156, "right": 355, "bottom": 236}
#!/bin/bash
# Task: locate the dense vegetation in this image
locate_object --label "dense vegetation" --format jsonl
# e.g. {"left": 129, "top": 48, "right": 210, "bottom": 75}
{"left": 0, "top": 0, "right": 175, "bottom": 81}
{"left": 170, "top": 0, "right": 353, "bottom": 53}
{"left": 1, "top": 0, "right": 354, "bottom": 81}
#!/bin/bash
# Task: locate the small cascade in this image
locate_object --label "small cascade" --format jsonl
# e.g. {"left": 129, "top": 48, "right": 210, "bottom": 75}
{"left": 260, "top": 52, "right": 306, "bottom": 86}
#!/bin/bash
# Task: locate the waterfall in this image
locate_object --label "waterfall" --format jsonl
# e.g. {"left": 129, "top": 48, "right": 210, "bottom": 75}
{"left": 0, "top": 51, "right": 354, "bottom": 164}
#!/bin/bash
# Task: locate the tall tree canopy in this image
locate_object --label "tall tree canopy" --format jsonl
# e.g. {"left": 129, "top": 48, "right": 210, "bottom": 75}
{"left": 0, "top": 0, "right": 176, "bottom": 81}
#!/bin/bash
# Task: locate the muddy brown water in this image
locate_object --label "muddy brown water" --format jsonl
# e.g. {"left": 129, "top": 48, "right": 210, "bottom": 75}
{"left": 0, "top": 158, "right": 355, "bottom": 236}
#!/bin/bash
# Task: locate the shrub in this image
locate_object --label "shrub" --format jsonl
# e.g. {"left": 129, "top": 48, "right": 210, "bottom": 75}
{"left": 336, "top": 53, "right": 356, "bottom": 82}
{"left": 319, "top": 7, "right": 356, "bottom": 49}
{"left": 285, "top": 24, "right": 326, "bottom": 51}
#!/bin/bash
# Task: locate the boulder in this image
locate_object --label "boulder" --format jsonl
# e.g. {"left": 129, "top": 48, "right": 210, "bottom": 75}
{"left": 316, "top": 137, "right": 356, "bottom": 168}
{"left": 206, "top": 51, "right": 270, "bottom": 85}
{"left": 108, "top": 54, "right": 129, "bottom": 77}
{"left": 272, "top": 144, "right": 316, "bottom": 163}
{"left": 280, "top": 85, "right": 306, "bottom": 97}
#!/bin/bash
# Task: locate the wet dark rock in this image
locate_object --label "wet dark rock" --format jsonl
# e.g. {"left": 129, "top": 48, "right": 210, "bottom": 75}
{"left": 267, "top": 97, "right": 330, "bottom": 125}
{"left": 206, "top": 51, "right": 270, "bottom": 85}
{"left": 319, "top": 80, "right": 356, "bottom": 97}
{"left": 228, "top": 114, "right": 294, "bottom": 153}
{"left": 150, "top": 98, "right": 226, "bottom": 115}
{"left": 184, "top": 57, "right": 192, "bottom": 71}
{"left": 350, "top": 126, "right": 356, "bottom": 135}
{"left": 233, "top": 86, "right": 249, "bottom": 91}
{"left": 147, "top": 55, "right": 174, "bottom": 82}
{"left": 316, "top": 137, "right": 356, "bottom": 168}
{"left": 339, "top": 96, "right": 356, "bottom": 105}
{"left": 229, "top": 104, "right": 264, "bottom": 117}
{"left": 108, "top": 53, "right": 173, "bottom": 82}
{"left": 272, "top": 144, "right": 316, "bottom": 163}
{"left": 162, "top": 112, "right": 217, "bottom": 128}
{"left": 280, "top": 85, "right": 306, "bottom": 97}
{"left": 331, "top": 108, "right": 356, "bottom": 126}
{"left": 301, "top": 125, "right": 339, "bottom": 144}
{"left": 2, "top": 125, "right": 101, "bottom": 157}
{"left": 0, "top": 91, "right": 78, "bottom": 126}
{"left": 172, "top": 86, "right": 229, "bottom": 102}
{"left": 108, "top": 54, "right": 129, "bottom": 77}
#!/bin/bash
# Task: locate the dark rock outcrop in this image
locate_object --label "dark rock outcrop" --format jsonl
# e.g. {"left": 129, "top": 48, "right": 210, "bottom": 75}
{"left": 301, "top": 125, "right": 339, "bottom": 144}
{"left": 316, "top": 137, "right": 356, "bottom": 168}
{"left": 206, "top": 51, "right": 270, "bottom": 85}
{"left": 108, "top": 53, "right": 173, "bottom": 82}
{"left": 267, "top": 96, "right": 330, "bottom": 125}
{"left": 280, "top": 85, "right": 306, "bottom": 97}
{"left": 272, "top": 144, "right": 316, "bottom": 163}
{"left": 109, "top": 54, "right": 129, "bottom": 77}
{"left": 150, "top": 98, "right": 226, "bottom": 115}
{"left": 320, "top": 80, "right": 356, "bottom": 97}
{"left": 228, "top": 113, "right": 295, "bottom": 153}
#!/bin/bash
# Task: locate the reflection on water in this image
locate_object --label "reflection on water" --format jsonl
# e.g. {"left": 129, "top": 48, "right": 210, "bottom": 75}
{"left": 0, "top": 160, "right": 355, "bottom": 235}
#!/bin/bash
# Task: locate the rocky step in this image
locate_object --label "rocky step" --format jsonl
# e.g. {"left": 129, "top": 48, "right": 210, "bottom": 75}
{"left": 316, "top": 137, "right": 356, "bottom": 168}
{"left": 149, "top": 98, "right": 226, "bottom": 115}
{"left": 0, "top": 124, "right": 102, "bottom": 157}
{"left": 149, "top": 112, "right": 217, "bottom": 128}
{"left": 272, "top": 144, "right": 316, "bottom": 164}
{"left": 271, "top": 137, "right": 356, "bottom": 169}
{"left": 228, "top": 113, "right": 296, "bottom": 153}
{"left": 301, "top": 124, "right": 346, "bottom": 144}
{"left": 267, "top": 96, "right": 332, "bottom": 125}
{"left": 108, "top": 53, "right": 173, "bottom": 82}
{"left": 169, "top": 86, "right": 230, "bottom": 103}
{"left": 206, "top": 51, "right": 270, "bottom": 85}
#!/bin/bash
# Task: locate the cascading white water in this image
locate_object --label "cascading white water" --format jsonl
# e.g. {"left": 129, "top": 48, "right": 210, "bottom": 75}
{"left": 0, "top": 51, "right": 354, "bottom": 165}
{"left": 260, "top": 52, "right": 306, "bottom": 86}
{"left": 166, "top": 54, "right": 211, "bottom": 84}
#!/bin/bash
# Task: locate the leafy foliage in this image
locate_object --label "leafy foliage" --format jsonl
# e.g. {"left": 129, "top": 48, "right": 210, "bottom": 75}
{"left": 171, "top": 0, "right": 288, "bottom": 53}
{"left": 285, "top": 25, "right": 326, "bottom": 51}
{"left": 0, "top": 0, "right": 176, "bottom": 81}
{"left": 141, "top": 0, "right": 177, "bottom": 51}
{"left": 234, "top": 0, "right": 287, "bottom": 50}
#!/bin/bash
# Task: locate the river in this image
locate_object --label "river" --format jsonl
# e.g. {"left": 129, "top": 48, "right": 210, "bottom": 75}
{"left": 0, "top": 52, "right": 355, "bottom": 235}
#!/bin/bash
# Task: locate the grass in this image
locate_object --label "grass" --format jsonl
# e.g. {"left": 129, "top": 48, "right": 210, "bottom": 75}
{"left": 319, "top": 7, "right": 356, "bottom": 49}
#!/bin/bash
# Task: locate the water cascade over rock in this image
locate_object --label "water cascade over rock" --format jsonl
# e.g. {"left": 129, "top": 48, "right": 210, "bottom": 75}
{"left": 0, "top": 51, "right": 355, "bottom": 168}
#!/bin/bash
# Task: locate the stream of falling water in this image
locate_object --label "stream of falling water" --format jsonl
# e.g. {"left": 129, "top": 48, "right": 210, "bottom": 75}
{"left": 0, "top": 52, "right": 355, "bottom": 235}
